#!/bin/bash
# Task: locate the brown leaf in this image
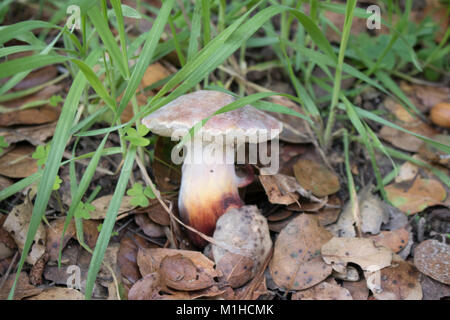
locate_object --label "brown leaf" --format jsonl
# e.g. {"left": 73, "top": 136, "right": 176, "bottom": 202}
{"left": 418, "top": 134, "right": 450, "bottom": 168}
{"left": 11, "top": 65, "right": 58, "bottom": 91}
{"left": 269, "top": 214, "right": 333, "bottom": 290}
{"left": 128, "top": 272, "right": 188, "bottom": 300}
{"left": 46, "top": 219, "right": 76, "bottom": 261}
{"left": 134, "top": 213, "right": 165, "bottom": 238}
{"left": 0, "top": 272, "right": 42, "bottom": 300}
{"left": 0, "top": 145, "right": 38, "bottom": 178}
{"left": 292, "top": 281, "right": 353, "bottom": 300}
{"left": 371, "top": 256, "right": 422, "bottom": 300}
{"left": 315, "top": 196, "right": 342, "bottom": 226}
{"left": 400, "top": 82, "right": 450, "bottom": 113}
{"left": 117, "top": 234, "right": 153, "bottom": 285}
{"left": 293, "top": 159, "right": 340, "bottom": 197}
{"left": 159, "top": 254, "right": 215, "bottom": 291}
{"left": 0, "top": 122, "right": 56, "bottom": 146}
{"left": 90, "top": 195, "right": 136, "bottom": 220}
{"left": 258, "top": 174, "right": 299, "bottom": 205}
{"left": 368, "top": 228, "right": 410, "bottom": 253}
{"left": 137, "top": 248, "right": 219, "bottom": 280}
{"left": 267, "top": 209, "right": 293, "bottom": 222}
{"left": 26, "top": 287, "right": 84, "bottom": 300}
{"left": 383, "top": 97, "right": 418, "bottom": 124}
{"left": 3, "top": 199, "right": 46, "bottom": 265}
{"left": 0, "top": 175, "right": 13, "bottom": 190}
{"left": 385, "top": 178, "right": 447, "bottom": 215}
{"left": 420, "top": 274, "right": 450, "bottom": 300}
{"left": 321, "top": 237, "right": 393, "bottom": 273}
{"left": 414, "top": 239, "right": 450, "bottom": 285}
{"left": 379, "top": 122, "right": 437, "bottom": 152}
{"left": 342, "top": 280, "right": 370, "bottom": 300}
{"left": 216, "top": 251, "right": 254, "bottom": 288}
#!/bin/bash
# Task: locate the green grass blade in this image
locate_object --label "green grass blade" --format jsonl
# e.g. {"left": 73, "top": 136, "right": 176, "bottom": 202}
{"left": 0, "top": 54, "right": 69, "bottom": 78}
{"left": 88, "top": 9, "right": 130, "bottom": 79}
{"left": 85, "top": 146, "right": 137, "bottom": 299}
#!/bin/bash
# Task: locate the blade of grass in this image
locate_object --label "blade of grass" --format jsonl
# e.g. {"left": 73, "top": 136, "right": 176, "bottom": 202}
{"left": 85, "top": 145, "right": 136, "bottom": 299}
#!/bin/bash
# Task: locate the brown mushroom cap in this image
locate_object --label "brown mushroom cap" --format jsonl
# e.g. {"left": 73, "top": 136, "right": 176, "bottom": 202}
{"left": 142, "top": 90, "right": 282, "bottom": 142}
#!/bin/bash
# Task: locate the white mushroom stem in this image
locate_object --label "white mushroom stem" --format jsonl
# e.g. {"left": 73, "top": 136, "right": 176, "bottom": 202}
{"left": 178, "top": 141, "right": 250, "bottom": 247}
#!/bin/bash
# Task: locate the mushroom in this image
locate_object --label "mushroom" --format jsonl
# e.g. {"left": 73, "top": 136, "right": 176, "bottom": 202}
{"left": 142, "top": 90, "right": 282, "bottom": 247}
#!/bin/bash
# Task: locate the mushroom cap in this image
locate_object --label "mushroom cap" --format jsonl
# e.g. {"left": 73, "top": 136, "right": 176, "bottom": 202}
{"left": 142, "top": 90, "right": 282, "bottom": 143}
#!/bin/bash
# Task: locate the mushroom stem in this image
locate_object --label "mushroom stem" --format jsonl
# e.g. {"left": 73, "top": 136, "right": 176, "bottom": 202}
{"left": 178, "top": 142, "right": 243, "bottom": 247}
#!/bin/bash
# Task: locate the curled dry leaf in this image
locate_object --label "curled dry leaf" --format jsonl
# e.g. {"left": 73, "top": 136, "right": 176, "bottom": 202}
{"left": 269, "top": 214, "right": 333, "bottom": 290}
{"left": 137, "top": 248, "right": 219, "bottom": 280}
{"left": 46, "top": 218, "right": 76, "bottom": 261}
{"left": 117, "top": 234, "right": 154, "bottom": 285}
{"left": 293, "top": 159, "right": 340, "bottom": 197}
{"left": 135, "top": 213, "right": 165, "bottom": 238}
{"left": 0, "top": 122, "right": 56, "bottom": 146}
{"left": 0, "top": 145, "right": 38, "bottom": 178}
{"left": 29, "top": 252, "right": 49, "bottom": 285}
{"left": 383, "top": 97, "right": 418, "bottom": 124}
{"left": 213, "top": 205, "right": 272, "bottom": 281}
{"left": 128, "top": 272, "right": 188, "bottom": 300}
{"left": 368, "top": 228, "right": 410, "bottom": 253}
{"left": 385, "top": 178, "right": 447, "bottom": 215}
{"left": 26, "top": 287, "right": 84, "bottom": 300}
{"left": 292, "top": 281, "right": 353, "bottom": 300}
{"left": 414, "top": 239, "right": 450, "bottom": 285}
{"left": 258, "top": 174, "right": 299, "bottom": 205}
{"left": 370, "top": 255, "right": 422, "bottom": 300}
{"left": 3, "top": 199, "right": 46, "bottom": 265}
{"left": 400, "top": 82, "right": 450, "bottom": 113}
{"left": 159, "top": 254, "right": 215, "bottom": 291}
{"left": 267, "top": 209, "right": 293, "bottom": 222}
{"left": 321, "top": 237, "right": 392, "bottom": 273}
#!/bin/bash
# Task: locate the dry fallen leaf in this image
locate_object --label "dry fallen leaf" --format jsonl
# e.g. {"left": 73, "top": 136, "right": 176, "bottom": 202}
{"left": 269, "top": 214, "right": 333, "bottom": 290}
{"left": 400, "top": 82, "right": 450, "bottom": 113}
{"left": 258, "top": 174, "right": 299, "bottom": 205}
{"left": 128, "top": 272, "right": 188, "bottom": 300}
{"left": 292, "top": 281, "right": 353, "bottom": 300}
{"left": 0, "top": 145, "right": 38, "bottom": 178}
{"left": 370, "top": 255, "right": 422, "bottom": 300}
{"left": 414, "top": 239, "right": 449, "bottom": 285}
{"left": 385, "top": 178, "right": 447, "bottom": 215}
{"left": 90, "top": 195, "right": 136, "bottom": 220}
{"left": 0, "top": 272, "right": 42, "bottom": 300}
{"left": 321, "top": 237, "right": 393, "bottom": 273}
{"left": 117, "top": 234, "right": 153, "bottom": 285}
{"left": 159, "top": 254, "right": 215, "bottom": 291}
{"left": 0, "top": 122, "right": 56, "bottom": 146}
{"left": 26, "top": 287, "right": 84, "bottom": 300}
{"left": 3, "top": 198, "right": 46, "bottom": 265}
{"left": 134, "top": 213, "right": 165, "bottom": 238}
{"left": 420, "top": 274, "right": 450, "bottom": 300}
{"left": 293, "top": 159, "right": 340, "bottom": 197}
{"left": 215, "top": 251, "right": 254, "bottom": 288}
{"left": 379, "top": 121, "right": 437, "bottom": 153}
{"left": 418, "top": 134, "right": 450, "bottom": 168}
{"left": 137, "top": 248, "right": 219, "bottom": 280}
{"left": 368, "top": 228, "right": 410, "bottom": 253}
{"left": 342, "top": 279, "right": 370, "bottom": 300}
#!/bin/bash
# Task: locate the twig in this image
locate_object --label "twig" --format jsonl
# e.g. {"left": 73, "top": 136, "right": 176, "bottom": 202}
{"left": 0, "top": 252, "right": 19, "bottom": 292}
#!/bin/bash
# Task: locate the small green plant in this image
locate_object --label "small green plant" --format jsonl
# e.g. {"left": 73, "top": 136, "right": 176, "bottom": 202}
{"left": 126, "top": 182, "right": 155, "bottom": 207}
